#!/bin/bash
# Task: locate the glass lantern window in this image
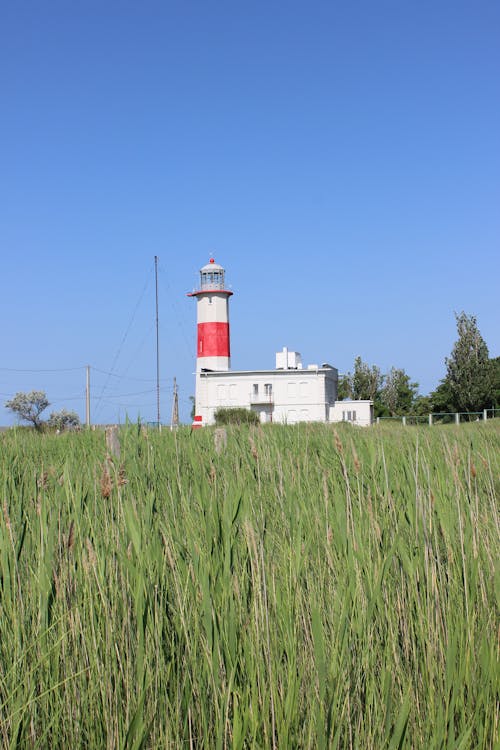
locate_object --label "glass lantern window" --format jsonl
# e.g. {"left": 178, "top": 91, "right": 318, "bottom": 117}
{"left": 200, "top": 270, "right": 225, "bottom": 289}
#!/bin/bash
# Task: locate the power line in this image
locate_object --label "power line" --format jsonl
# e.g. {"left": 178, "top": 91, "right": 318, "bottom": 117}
{"left": 117, "top": 322, "right": 156, "bottom": 381}
{"left": 91, "top": 366, "right": 156, "bottom": 382}
{"left": 103, "top": 388, "right": 157, "bottom": 399}
{"left": 45, "top": 394, "right": 84, "bottom": 401}
{"left": 0, "top": 366, "right": 85, "bottom": 373}
{"left": 157, "top": 261, "right": 195, "bottom": 366}
{"left": 99, "top": 399, "right": 158, "bottom": 408}
{"left": 94, "top": 265, "right": 153, "bottom": 417}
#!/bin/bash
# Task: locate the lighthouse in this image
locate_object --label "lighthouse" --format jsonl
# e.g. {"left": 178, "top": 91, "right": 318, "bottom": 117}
{"left": 187, "top": 259, "right": 373, "bottom": 427}
{"left": 188, "top": 258, "right": 233, "bottom": 426}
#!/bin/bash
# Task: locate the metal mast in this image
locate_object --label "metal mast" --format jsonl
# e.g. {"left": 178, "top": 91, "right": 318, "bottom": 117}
{"left": 155, "top": 256, "right": 160, "bottom": 427}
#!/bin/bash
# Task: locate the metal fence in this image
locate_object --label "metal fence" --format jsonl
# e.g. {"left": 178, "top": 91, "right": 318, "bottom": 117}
{"left": 377, "top": 408, "right": 500, "bottom": 426}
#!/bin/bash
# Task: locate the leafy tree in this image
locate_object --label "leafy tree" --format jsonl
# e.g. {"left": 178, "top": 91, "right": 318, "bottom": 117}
{"left": 214, "top": 407, "right": 260, "bottom": 426}
{"left": 489, "top": 357, "right": 500, "bottom": 408}
{"left": 412, "top": 395, "right": 433, "bottom": 416}
{"left": 430, "top": 379, "right": 455, "bottom": 413}
{"left": 380, "top": 367, "right": 419, "bottom": 415}
{"left": 444, "top": 312, "right": 491, "bottom": 412}
{"left": 338, "top": 357, "right": 385, "bottom": 416}
{"left": 48, "top": 409, "right": 81, "bottom": 431}
{"left": 337, "top": 373, "right": 353, "bottom": 400}
{"left": 352, "top": 357, "right": 383, "bottom": 401}
{"left": 5, "top": 391, "right": 49, "bottom": 430}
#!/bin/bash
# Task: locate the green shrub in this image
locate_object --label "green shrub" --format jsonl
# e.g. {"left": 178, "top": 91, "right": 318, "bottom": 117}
{"left": 214, "top": 407, "right": 260, "bottom": 425}
{"left": 48, "top": 409, "right": 81, "bottom": 431}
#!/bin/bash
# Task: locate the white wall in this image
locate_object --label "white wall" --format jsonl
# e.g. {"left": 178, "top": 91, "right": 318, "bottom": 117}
{"left": 197, "top": 293, "right": 230, "bottom": 324}
{"left": 329, "top": 400, "right": 373, "bottom": 427}
{"left": 195, "top": 371, "right": 374, "bottom": 427}
{"left": 275, "top": 347, "right": 302, "bottom": 370}
{"left": 195, "top": 368, "right": 339, "bottom": 425}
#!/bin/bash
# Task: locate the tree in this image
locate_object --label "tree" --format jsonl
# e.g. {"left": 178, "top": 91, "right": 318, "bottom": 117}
{"left": 352, "top": 357, "right": 383, "bottom": 401}
{"left": 380, "top": 367, "right": 419, "bottom": 415}
{"left": 488, "top": 357, "right": 500, "bottom": 409}
{"left": 444, "top": 312, "right": 491, "bottom": 412}
{"left": 412, "top": 395, "right": 433, "bottom": 416}
{"left": 430, "top": 378, "right": 455, "bottom": 413}
{"left": 337, "top": 358, "right": 385, "bottom": 416}
{"left": 337, "top": 373, "right": 353, "bottom": 400}
{"left": 48, "top": 409, "right": 81, "bottom": 431}
{"left": 5, "top": 391, "right": 50, "bottom": 430}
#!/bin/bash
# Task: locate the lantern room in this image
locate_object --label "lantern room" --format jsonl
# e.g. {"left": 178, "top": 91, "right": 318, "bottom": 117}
{"left": 199, "top": 258, "right": 226, "bottom": 291}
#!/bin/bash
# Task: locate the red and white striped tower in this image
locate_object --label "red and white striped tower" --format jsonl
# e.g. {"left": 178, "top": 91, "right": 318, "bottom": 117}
{"left": 188, "top": 258, "right": 233, "bottom": 426}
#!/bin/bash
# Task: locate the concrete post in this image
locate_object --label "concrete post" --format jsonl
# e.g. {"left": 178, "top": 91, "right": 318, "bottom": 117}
{"left": 483, "top": 409, "right": 487, "bottom": 421}
{"left": 85, "top": 365, "right": 90, "bottom": 427}
{"left": 105, "top": 426, "right": 120, "bottom": 459}
{"left": 428, "top": 413, "right": 433, "bottom": 426}
{"left": 402, "top": 416, "right": 406, "bottom": 426}
{"left": 455, "top": 412, "right": 460, "bottom": 425}
{"left": 376, "top": 417, "right": 380, "bottom": 425}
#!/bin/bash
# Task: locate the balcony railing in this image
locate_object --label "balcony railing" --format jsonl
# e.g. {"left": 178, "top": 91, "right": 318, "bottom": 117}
{"left": 249, "top": 392, "right": 274, "bottom": 405}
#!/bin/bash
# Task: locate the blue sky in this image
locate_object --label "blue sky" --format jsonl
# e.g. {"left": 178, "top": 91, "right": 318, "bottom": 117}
{"left": 1, "top": 0, "right": 499, "bottom": 425}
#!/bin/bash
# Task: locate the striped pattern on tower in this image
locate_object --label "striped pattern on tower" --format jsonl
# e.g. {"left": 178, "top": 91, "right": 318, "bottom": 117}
{"left": 195, "top": 289, "right": 232, "bottom": 370}
{"left": 197, "top": 321, "right": 230, "bottom": 359}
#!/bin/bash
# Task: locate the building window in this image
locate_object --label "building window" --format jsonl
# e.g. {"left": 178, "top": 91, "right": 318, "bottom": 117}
{"left": 253, "top": 384, "right": 259, "bottom": 395}
{"left": 352, "top": 411, "right": 356, "bottom": 422}
{"left": 264, "top": 383, "right": 272, "bottom": 396}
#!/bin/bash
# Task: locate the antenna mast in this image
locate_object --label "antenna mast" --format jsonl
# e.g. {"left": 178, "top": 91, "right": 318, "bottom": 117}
{"left": 155, "top": 256, "right": 161, "bottom": 428}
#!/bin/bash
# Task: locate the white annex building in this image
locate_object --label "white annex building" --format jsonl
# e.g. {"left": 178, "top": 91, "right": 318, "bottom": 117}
{"left": 189, "top": 259, "right": 373, "bottom": 428}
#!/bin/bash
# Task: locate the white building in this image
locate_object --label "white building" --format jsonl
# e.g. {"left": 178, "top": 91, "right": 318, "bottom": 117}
{"left": 189, "top": 260, "right": 373, "bottom": 427}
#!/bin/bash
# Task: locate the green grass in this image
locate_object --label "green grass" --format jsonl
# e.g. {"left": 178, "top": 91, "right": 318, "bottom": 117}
{"left": 0, "top": 422, "right": 498, "bottom": 748}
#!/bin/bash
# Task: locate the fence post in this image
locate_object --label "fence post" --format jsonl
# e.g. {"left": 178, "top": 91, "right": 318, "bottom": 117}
{"left": 483, "top": 409, "right": 487, "bottom": 421}
{"left": 105, "top": 425, "right": 121, "bottom": 459}
{"left": 376, "top": 417, "right": 380, "bottom": 425}
{"left": 428, "top": 413, "right": 433, "bottom": 426}
{"left": 402, "top": 416, "right": 406, "bottom": 426}
{"left": 455, "top": 412, "right": 460, "bottom": 425}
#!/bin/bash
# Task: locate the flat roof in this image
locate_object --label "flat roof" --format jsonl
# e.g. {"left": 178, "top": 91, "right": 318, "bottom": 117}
{"left": 334, "top": 399, "right": 373, "bottom": 404}
{"left": 199, "top": 367, "right": 338, "bottom": 377}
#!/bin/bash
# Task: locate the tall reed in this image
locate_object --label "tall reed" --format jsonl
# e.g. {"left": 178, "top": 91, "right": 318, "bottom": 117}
{"left": 0, "top": 422, "right": 498, "bottom": 748}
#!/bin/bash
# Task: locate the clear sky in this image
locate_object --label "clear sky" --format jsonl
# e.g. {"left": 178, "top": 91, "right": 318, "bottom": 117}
{"left": 1, "top": 0, "right": 499, "bottom": 425}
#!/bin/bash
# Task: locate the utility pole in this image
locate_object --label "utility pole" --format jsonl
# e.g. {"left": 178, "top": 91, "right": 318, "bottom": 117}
{"left": 171, "top": 377, "right": 179, "bottom": 430}
{"left": 85, "top": 365, "right": 91, "bottom": 427}
{"left": 155, "top": 256, "right": 161, "bottom": 429}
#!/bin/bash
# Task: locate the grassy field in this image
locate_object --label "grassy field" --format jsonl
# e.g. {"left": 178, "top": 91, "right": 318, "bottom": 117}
{"left": 0, "top": 422, "right": 498, "bottom": 748}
